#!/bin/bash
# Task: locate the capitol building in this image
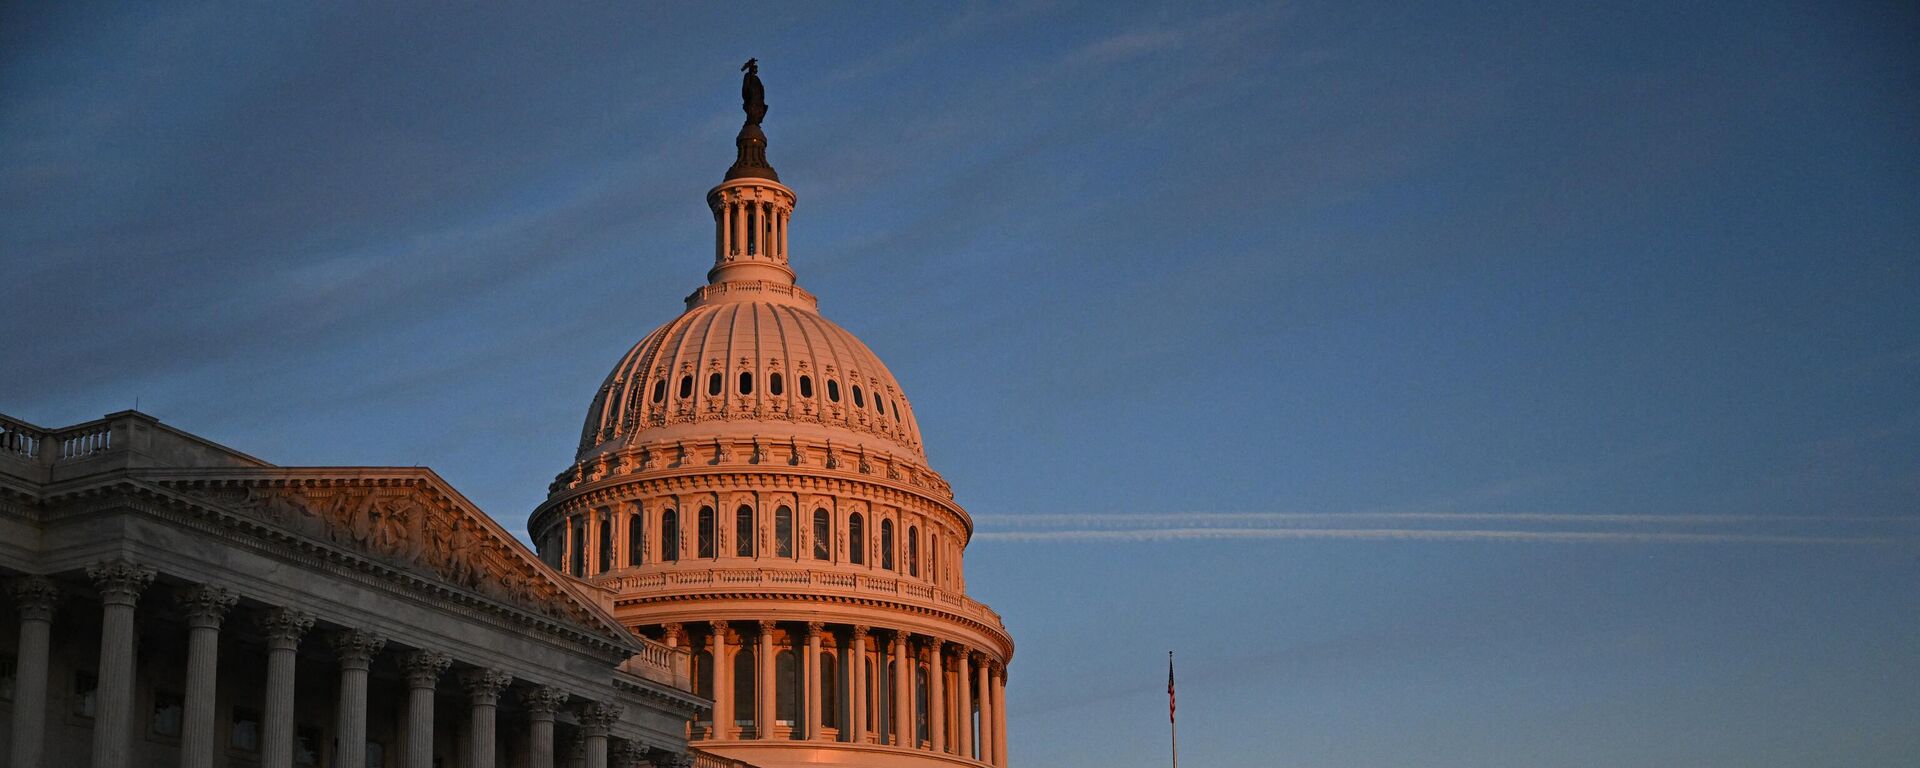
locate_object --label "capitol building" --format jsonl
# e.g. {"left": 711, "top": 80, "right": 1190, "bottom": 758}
{"left": 0, "top": 69, "right": 1013, "bottom": 768}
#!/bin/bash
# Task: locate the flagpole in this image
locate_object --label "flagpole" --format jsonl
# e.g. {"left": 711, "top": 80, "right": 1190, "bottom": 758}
{"left": 1169, "top": 650, "right": 1179, "bottom": 768}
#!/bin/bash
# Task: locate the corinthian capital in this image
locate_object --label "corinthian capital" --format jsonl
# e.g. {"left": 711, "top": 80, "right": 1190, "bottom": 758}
{"left": 330, "top": 630, "right": 387, "bottom": 669}
{"left": 260, "top": 608, "right": 316, "bottom": 648}
{"left": 87, "top": 558, "right": 155, "bottom": 605}
{"left": 9, "top": 576, "right": 59, "bottom": 621}
{"left": 579, "top": 701, "right": 624, "bottom": 736}
{"left": 403, "top": 651, "right": 452, "bottom": 689}
{"left": 178, "top": 585, "right": 238, "bottom": 629}
{"left": 525, "top": 686, "right": 571, "bottom": 717}
{"left": 463, "top": 668, "right": 513, "bottom": 705}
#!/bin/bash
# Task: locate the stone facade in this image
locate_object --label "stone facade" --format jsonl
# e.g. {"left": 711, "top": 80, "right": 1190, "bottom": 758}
{"left": 0, "top": 411, "right": 704, "bottom": 768}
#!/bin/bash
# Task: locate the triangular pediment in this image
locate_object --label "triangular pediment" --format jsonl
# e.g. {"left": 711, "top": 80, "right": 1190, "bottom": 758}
{"left": 152, "top": 468, "right": 635, "bottom": 651}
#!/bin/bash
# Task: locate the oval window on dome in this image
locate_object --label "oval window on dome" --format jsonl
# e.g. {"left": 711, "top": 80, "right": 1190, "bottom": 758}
{"left": 739, "top": 372, "right": 753, "bottom": 395}
{"left": 707, "top": 372, "right": 722, "bottom": 396}
{"left": 852, "top": 385, "right": 865, "bottom": 408}
{"left": 679, "top": 375, "right": 693, "bottom": 399}
{"left": 769, "top": 373, "right": 784, "bottom": 396}
{"left": 652, "top": 380, "right": 666, "bottom": 404}
{"left": 799, "top": 375, "right": 813, "bottom": 398}
{"left": 827, "top": 380, "right": 841, "bottom": 402}
{"left": 875, "top": 397, "right": 885, "bottom": 415}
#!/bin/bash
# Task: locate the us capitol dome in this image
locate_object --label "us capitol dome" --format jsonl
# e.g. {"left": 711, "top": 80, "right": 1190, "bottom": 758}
{"left": 529, "top": 62, "right": 1014, "bottom": 768}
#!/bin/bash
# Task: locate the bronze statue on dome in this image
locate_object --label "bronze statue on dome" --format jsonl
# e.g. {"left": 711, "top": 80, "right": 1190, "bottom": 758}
{"left": 741, "top": 58, "right": 767, "bottom": 126}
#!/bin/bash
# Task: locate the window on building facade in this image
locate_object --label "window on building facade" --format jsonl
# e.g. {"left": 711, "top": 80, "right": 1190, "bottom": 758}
{"left": 294, "top": 725, "right": 323, "bottom": 767}
{"left": 149, "top": 689, "right": 183, "bottom": 738}
{"left": 708, "top": 372, "right": 723, "bottom": 396}
{"left": 652, "top": 379, "right": 666, "bottom": 403}
{"left": 693, "top": 650, "right": 714, "bottom": 701}
{"left": 775, "top": 649, "right": 798, "bottom": 724}
{"left": 880, "top": 519, "right": 895, "bottom": 570}
{"left": 774, "top": 506, "right": 793, "bottom": 557}
{"left": 930, "top": 533, "right": 939, "bottom": 584}
{"left": 734, "top": 648, "right": 757, "bottom": 725}
{"left": 736, "top": 505, "right": 755, "bottom": 557}
{"left": 679, "top": 375, "right": 693, "bottom": 399}
{"left": 230, "top": 706, "right": 261, "bottom": 752}
{"left": 627, "top": 509, "right": 645, "bottom": 567}
{"left": 596, "top": 511, "right": 612, "bottom": 573}
{"left": 916, "top": 667, "right": 930, "bottom": 744}
{"left": 852, "top": 385, "right": 864, "bottom": 408}
{"left": 739, "top": 372, "right": 753, "bottom": 395}
{"left": 908, "top": 526, "right": 919, "bottom": 577}
{"left": 812, "top": 509, "right": 831, "bottom": 560}
{"left": 662, "top": 509, "right": 680, "bottom": 561}
{"left": 819, "top": 651, "right": 838, "bottom": 728}
{"left": 827, "top": 380, "right": 840, "bottom": 402}
{"left": 849, "top": 513, "right": 865, "bottom": 565}
{"left": 73, "top": 671, "right": 97, "bottom": 718}
{"left": 769, "top": 372, "right": 784, "bottom": 396}
{"left": 698, "top": 506, "right": 716, "bottom": 558}
{"left": 570, "top": 517, "right": 585, "bottom": 577}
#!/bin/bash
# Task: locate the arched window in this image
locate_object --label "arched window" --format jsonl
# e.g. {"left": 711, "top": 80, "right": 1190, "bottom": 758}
{"left": 852, "top": 385, "right": 865, "bottom": 408}
{"left": 849, "top": 513, "right": 866, "bottom": 565}
{"left": 735, "top": 505, "right": 755, "bottom": 557}
{"left": 652, "top": 379, "right": 666, "bottom": 403}
{"left": 907, "top": 525, "right": 919, "bottom": 577}
{"left": 774, "top": 506, "right": 794, "bottom": 558}
{"left": 707, "top": 372, "right": 723, "bottom": 396}
{"left": 812, "top": 509, "right": 831, "bottom": 561}
{"left": 678, "top": 375, "right": 693, "bottom": 399}
{"left": 929, "top": 533, "right": 939, "bottom": 583}
{"left": 880, "top": 519, "right": 895, "bottom": 571}
{"left": 769, "top": 372, "right": 784, "bottom": 396}
{"left": 819, "top": 650, "right": 839, "bottom": 728}
{"left": 876, "top": 397, "right": 885, "bottom": 415}
{"left": 775, "top": 649, "right": 799, "bottom": 724}
{"left": 627, "top": 509, "right": 644, "bottom": 567}
{"left": 697, "top": 506, "right": 715, "bottom": 558}
{"left": 827, "top": 379, "right": 841, "bottom": 402}
{"left": 661, "top": 509, "right": 679, "bottom": 562}
{"left": 799, "top": 375, "right": 813, "bottom": 398}
{"left": 739, "top": 372, "right": 753, "bottom": 395}
{"left": 734, "top": 646, "right": 757, "bottom": 726}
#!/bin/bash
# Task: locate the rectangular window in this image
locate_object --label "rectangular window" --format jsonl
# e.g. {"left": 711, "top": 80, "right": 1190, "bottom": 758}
{"left": 294, "top": 725, "right": 324, "bottom": 766}
{"left": 627, "top": 510, "right": 645, "bottom": 567}
{"left": 230, "top": 707, "right": 261, "bottom": 752}
{"left": 72, "top": 672, "right": 98, "bottom": 719}
{"left": 597, "top": 510, "right": 613, "bottom": 573}
{"left": 149, "top": 689, "right": 184, "bottom": 738}
{"left": 570, "top": 517, "right": 585, "bottom": 577}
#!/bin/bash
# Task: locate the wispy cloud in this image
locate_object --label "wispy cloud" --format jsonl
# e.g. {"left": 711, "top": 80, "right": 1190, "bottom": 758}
{"left": 971, "top": 512, "right": 1920, "bottom": 547}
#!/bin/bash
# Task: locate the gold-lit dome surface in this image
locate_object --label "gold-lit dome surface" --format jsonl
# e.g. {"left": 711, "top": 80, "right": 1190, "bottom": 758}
{"left": 576, "top": 293, "right": 925, "bottom": 464}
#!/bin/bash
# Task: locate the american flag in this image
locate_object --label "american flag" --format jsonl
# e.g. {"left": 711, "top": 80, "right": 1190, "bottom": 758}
{"left": 1167, "top": 651, "right": 1177, "bottom": 723}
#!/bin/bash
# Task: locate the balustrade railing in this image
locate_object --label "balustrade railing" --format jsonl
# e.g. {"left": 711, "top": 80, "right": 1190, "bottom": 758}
{"left": 59, "top": 422, "right": 112, "bottom": 459}
{"left": 0, "top": 416, "right": 44, "bottom": 460}
{"left": 594, "top": 566, "right": 1004, "bottom": 627}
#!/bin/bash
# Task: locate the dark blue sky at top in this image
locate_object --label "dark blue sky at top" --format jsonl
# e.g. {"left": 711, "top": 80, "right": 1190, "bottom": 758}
{"left": 3, "top": 2, "right": 1916, "bottom": 766}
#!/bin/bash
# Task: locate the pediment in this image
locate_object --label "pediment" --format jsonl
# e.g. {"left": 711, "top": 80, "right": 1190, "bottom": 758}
{"left": 153, "top": 469, "right": 634, "bottom": 650}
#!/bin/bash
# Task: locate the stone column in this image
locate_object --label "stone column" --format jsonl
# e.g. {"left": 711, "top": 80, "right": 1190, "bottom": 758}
{"left": 662, "top": 622, "right": 684, "bottom": 650}
{"left": 331, "top": 630, "right": 388, "bottom": 768}
{"left": 755, "top": 620, "right": 776, "bottom": 738}
{"left": 8, "top": 577, "right": 58, "bottom": 768}
{"left": 972, "top": 653, "right": 991, "bottom": 763}
{"left": 401, "top": 652, "right": 450, "bottom": 768}
{"left": 524, "top": 687, "right": 570, "bottom": 768}
{"left": 580, "top": 703, "right": 622, "bottom": 768}
{"left": 955, "top": 649, "right": 974, "bottom": 759}
{"left": 803, "top": 622, "right": 823, "bottom": 740}
{"left": 992, "top": 665, "right": 1008, "bottom": 767}
{"left": 178, "top": 585, "right": 237, "bottom": 768}
{"left": 928, "top": 641, "right": 946, "bottom": 753}
{"left": 892, "top": 632, "right": 910, "bottom": 747}
{"left": 464, "top": 669, "right": 512, "bottom": 768}
{"left": 88, "top": 559, "right": 154, "bottom": 768}
{"left": 259, "top": 609, "right": 314, "bottom": 768}
{"left": 709, "top": 621, "right": 732, "bottom": 739}
{"left": 847, "top": 626, "right": 868, "bottom": 744}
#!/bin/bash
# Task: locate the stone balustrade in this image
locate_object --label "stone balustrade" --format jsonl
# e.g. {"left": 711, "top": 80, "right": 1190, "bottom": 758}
{"left": 592, "top": 567, "right": 1005, "bottom": 629}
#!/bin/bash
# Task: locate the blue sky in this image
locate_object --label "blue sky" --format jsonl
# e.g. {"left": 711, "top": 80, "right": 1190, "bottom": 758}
{"left": 4, "top": 2, "right": 1917, "bottom": 765}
